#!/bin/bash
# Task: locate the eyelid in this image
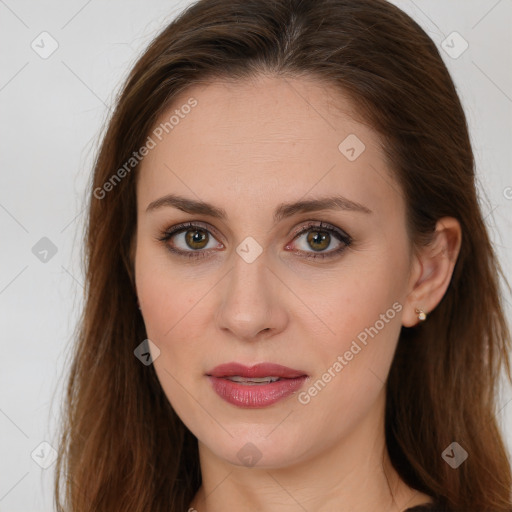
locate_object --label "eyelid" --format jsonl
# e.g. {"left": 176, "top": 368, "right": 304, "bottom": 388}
{"left": 290, "top": 220, "right": 351, "bottom": 243}
{"left": 160, "top": 221, "right": 224, "bottom": 243}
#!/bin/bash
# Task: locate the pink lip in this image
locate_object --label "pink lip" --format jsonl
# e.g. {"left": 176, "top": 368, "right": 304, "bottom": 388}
{"left": 206, "top": 362, "right": 308, "bottom": 408}
{"left": 207, "top": 362, "right": 307, "bottom": 379}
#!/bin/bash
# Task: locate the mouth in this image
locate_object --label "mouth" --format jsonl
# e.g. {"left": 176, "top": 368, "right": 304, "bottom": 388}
{"left": 206, "top": 362, "right": 309, "bottom": 408}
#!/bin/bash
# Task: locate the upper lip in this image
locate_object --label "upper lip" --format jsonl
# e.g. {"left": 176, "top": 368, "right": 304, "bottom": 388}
{"left": 207, "top": 362, "right": 308, "bottom": 379}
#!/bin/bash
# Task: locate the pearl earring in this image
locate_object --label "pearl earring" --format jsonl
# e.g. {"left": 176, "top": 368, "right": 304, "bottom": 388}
{"left": 415, "top": 307, "right": 427, "bottom": 321}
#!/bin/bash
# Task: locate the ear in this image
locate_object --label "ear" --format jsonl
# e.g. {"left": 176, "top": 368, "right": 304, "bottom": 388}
{"left": 402, "top": 217, "right": 462, "bottom": 327}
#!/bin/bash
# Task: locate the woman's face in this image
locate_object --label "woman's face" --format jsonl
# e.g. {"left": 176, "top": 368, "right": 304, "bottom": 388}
{"left": 134, "top": 75, "right": 416, "bottom": 468}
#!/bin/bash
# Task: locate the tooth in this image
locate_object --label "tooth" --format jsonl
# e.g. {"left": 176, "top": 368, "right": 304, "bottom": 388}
{"left": 227, "top": 376, "right": 280, "bottom": 383}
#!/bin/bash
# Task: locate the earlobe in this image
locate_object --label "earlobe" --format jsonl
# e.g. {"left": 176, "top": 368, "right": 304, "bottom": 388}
{"left": 402, "top": 217, "right": 462, "bottom": 327}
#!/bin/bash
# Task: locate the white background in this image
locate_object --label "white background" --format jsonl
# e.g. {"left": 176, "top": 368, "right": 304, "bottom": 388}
{"left": 0, "top": 1, "right": 511, "bottom": 510}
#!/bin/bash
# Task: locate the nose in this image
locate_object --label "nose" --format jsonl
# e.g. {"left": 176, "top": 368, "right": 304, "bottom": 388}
{"left": 215, "top": 251, "right": 289, "bottom": 342}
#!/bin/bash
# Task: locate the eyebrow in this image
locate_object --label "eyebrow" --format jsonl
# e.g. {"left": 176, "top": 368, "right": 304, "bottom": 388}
{"left": 146, "top": 193, "right": 372, "bottom": 222}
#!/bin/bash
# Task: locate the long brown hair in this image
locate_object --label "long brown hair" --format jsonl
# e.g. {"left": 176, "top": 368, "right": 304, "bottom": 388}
{"left": 53, "top": 0, "right": 512, "bottom": 510}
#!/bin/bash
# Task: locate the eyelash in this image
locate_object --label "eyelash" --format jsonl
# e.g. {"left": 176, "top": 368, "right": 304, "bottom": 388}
{"left": 156, "top": 221, "right": 352, "bottom": 261}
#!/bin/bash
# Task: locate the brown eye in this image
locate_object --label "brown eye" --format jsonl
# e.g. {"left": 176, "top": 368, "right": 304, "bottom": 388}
{"left": 306, "top": 230, "right": 331, "bottom": 251}
{"left": 185, "top": 229, "right": 209, "bottom": 250}
{"left": 288, "top": 222, "right": 352, "bottom": 260}
{"left": 158, "top": 222, "right": 223, "bottom": 258}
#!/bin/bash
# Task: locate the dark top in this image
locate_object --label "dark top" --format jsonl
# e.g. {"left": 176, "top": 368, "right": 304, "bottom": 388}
{"left": 405, "top": 504, "right": 444, "bottom": 511}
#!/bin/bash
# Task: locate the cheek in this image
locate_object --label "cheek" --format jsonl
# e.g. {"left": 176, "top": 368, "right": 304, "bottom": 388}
{"left": 136, "top": 233, "right": 194, "bottom": 321}
{"left": 135, "top": 247, "right": 212, "bottom": 422}
{"left": 294, "top": 293, "right": 403, "bottom": 445}
{"left": 302, "top": 251, "right": 406, "bottom": 350}
{"left": 295, "top": 246, "right": 408, "bottom": 405}
{"left": 137, "top": 264, "right": 207, "bottom": 357}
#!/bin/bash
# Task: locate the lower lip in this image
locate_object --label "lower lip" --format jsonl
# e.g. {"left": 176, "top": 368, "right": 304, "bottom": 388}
{"left": 208, "top": 376, "right": 308, "bottom": 408}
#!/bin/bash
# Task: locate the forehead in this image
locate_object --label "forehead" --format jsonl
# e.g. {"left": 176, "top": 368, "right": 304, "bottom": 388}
{"left": 137, "top": 74, "right": 402, "bottom": 219}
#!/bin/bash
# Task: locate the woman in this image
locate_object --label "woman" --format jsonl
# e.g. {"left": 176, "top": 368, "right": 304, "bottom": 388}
{"left": 54, "top": 0, "right": 512, "bottom": 510}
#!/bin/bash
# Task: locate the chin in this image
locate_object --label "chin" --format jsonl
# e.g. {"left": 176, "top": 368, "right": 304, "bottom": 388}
{"left": 199, "top": 430, "right": 310, "bottom": 470}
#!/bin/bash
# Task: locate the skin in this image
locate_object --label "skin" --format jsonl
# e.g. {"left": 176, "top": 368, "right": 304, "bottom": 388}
{"left": 134, "top": 74, "right": 462, "bottom": 512}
